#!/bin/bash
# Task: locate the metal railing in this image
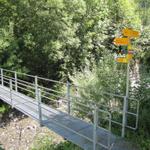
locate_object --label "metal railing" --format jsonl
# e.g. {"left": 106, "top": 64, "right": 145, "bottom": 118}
{"left": 0, "top": 68, "right": 140, "bottom": 150}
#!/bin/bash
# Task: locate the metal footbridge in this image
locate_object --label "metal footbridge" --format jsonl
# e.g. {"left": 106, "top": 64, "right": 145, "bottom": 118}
{"left": 0, "top": 68, "right": 139, "bottom": 150}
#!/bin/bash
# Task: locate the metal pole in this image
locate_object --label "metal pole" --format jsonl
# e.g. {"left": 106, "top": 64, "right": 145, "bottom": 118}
{"left": 93, "top": 107, "right": 98, "bottom": 150}
{"left": 135, "top": 100, "right": 140, "bottom": 129}
{"left": 126, "top": 62, "right": 130, "bottom": 98}
{"left": 124, "top": 62, "right": 130, "bottom": 129}
{"left": 38, "top": 88, "right": 42, "bottom": 126}
{"left": 15, "top": 71, "right": 18, "bottom": 92}
{"left": 67, "top": 81, "right": 71, "bottom": 114}
{"left": 9, "top": 79, "right": 13, "bottom": 107}
{"left": 122, "top": 96, "right": 127, "bottom": 137}
{"left": 0, "top": 68, "right": 3, "bottom": 86}
{"left": 35, "top": 76, "right": 38, "bottom": 101}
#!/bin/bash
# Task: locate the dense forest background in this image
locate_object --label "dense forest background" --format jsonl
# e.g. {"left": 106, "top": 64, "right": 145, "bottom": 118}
{"left": 0, "top": 0, "right": 150, "bottom": 150}
{"left": 0, "top": 0, "right": 149, "bottom": 79}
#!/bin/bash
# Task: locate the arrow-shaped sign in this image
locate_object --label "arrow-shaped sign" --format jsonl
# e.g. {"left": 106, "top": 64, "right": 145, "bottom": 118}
{"left": 116, "top": 57, "right": 129, "bottom": 63}
{"left": 122, "top": 28, "right": 140, "bottom": 38}
{"left": 114, "top": 38, "right": 130, "bottom": 46}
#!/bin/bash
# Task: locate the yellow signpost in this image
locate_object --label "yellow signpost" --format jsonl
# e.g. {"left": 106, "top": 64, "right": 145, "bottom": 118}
{"left": 122, "top": 28, "right": 140, "bottom": 38}
{"left": 114, "top": 38, "right": 130, "bottom": 46}
{"left": 115, "top": 53, "right": 133, "bottom": 63}
{"left": 114, "top": 28, "right": 140, "bottom": 63}
{"left": 116, "top": 57, "right": 129, "bottom": 63}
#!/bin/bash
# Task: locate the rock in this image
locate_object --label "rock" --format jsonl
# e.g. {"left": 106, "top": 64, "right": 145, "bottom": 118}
{"left": 13, "top": 118, "right": 18, "bottom": 122}
{"left": 9, "top": 113, "right": 13, "bottom": 119}
{"left": 26, "top": 125, "right": 37, "bottom": 130}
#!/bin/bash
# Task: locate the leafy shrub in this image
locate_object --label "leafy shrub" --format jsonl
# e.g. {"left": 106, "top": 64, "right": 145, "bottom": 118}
{"left": 70, "top": 52, "right": 126, "bottom": 114}
{"left": 0, "top": 101, "right": 10, "bottom": 115}
{"left": 126, "top": 65, "right": 150, "bottom": 150}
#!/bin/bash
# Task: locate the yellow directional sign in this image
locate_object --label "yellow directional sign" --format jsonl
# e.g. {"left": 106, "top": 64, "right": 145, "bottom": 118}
{"left": 122, "top": 28, "right": 140, "bottom": 38}
{"left": 116, "top": 53, "right": 133, "bottom": 63}
{"left": 116, "top": 57, "right": 129, "bottom": 63}
{"left": 114, "top": 38, "right": 130, "bottom": 45}
{"left": 114, "top": 28, "right": 140, "bottom": 63}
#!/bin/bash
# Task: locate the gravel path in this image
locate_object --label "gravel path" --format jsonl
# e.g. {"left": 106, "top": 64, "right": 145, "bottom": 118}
{"left": 0, "top": 111, "right": 63, "bottom": 150}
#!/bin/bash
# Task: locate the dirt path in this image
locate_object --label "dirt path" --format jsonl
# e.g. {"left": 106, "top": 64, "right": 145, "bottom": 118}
{"left": 0, "top": 111, "right": 63, "bottom": 150}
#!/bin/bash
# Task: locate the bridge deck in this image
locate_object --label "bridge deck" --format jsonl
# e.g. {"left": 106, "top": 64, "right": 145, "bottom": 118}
{"left": 0, "top": 85, "right": 138, "bottom": 150}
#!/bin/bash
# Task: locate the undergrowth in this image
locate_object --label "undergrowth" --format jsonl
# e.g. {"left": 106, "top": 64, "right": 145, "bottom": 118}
{"left": 0, "top": 101, "right": 10, "bottom": 117}
{"left": 30, "top": 136, "right": 81, "bottom": 150}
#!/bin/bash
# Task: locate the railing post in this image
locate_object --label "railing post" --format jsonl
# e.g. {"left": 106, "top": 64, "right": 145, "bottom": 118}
{"left": 122, "top": 96, "right": 127, "bottom": 138}
{"left": 93, "top": 107, "right": 98, "bottom": 150}
{"left": 1, "top": 69, "right": 4, "bottom": 86}
{"left": 108, "top": 113, "right": 112, "bottom": 149}
{"left": 67, "top": 81, "right": 71, "bottom": 114}
{"left": 135, "top": 100, "right": 140, "bottom": 130}
{"left": 15, "top": 71, "right": 18, "bottom": 92}
{"left": 9, "top": 79, "right": 13, "bottom": 107}
{"left": 38, "top": 88, "right": 42, "bottom": 126}
{"left": 35, "top": 76, "right": 38, "bottom": 101}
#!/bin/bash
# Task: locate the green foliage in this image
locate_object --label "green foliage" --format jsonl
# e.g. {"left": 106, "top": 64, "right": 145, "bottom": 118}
{"left": 109, "top": 0, "right": 141, "bottom": 29}
{"left": 137, "top": 71, "right": 150, "bottom": 134}
{"left": 135, "top": 0, "right": 150, "bottom": 26}
{"left": 117, "top": 0, "right": 141, "bottom": 29}
{"left": 137, "top": 25, "right": 150, "bottom": 66}
{"left": 0, "top": 0, "right": 142, "bottom": 79}
{"left": 0, "top": 101, "right": 10, "bottom": 114}
{"left": 31, "top": 136, "right": 81, "bottom": 150}
{"left": 71, "top": 52, "right": 126, "bottom": 99}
